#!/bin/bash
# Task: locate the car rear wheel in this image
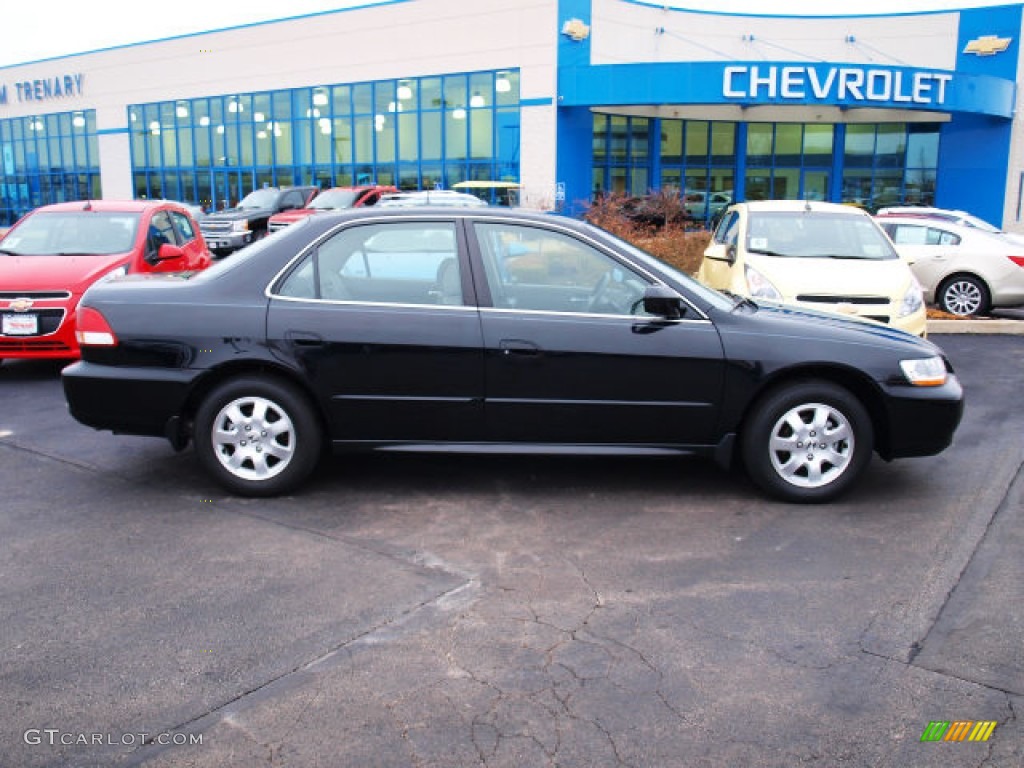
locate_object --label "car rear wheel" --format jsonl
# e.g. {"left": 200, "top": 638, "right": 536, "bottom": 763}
{"left": 741, "top": 380, "right": 873, "bottom": 503}
{"left": 194, "top": 376, "right": 322, "bottom": 496}
{"left": 938, "top": 274, "right": 989, "bottom": 317}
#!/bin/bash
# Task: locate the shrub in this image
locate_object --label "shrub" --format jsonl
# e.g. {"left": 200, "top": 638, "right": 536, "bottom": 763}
{"left": 583, "top": 193, "right": 712, "bottom": 276}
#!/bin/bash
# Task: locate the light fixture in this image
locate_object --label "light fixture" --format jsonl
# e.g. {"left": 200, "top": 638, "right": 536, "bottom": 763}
{"left": 199, "top": 116, "right": 211, "bottom": 127}
{"left": 257, "top": 130, "right": 268, "bottom": 140}
{"left": 452, "top": 108, "right": 467, "bottom": 120}
{"left": 306, "top": 108, "right": 321, "bottom": 118}
{"left": 254, "top": 112, "right": 265, "bottom": 123}
{"left": 470, "top": 93, "right": 485, "bottom": 108}
{"left": 228, "top": 100, "right": 243, "bottom": 113}
{"left": 387, "top": 101, "right": 403, "bottom": 113}
{"left": 129, "top": 112, "right": 138, "bottom": 122}
{"left": 176, "top": 104, "right": 188, "bottom": 118}
{"left": 273, "top": 125, "right": 283, "bottom": 137}
{"left": 149, "top": 121, "right": 161, "bottom": 132}
{"left": 312, "top": 91, "right": 328, "bottom": 106}
{"left": 496, "top": 75, "right": 512, "bottom": 93}
{"left": 318, "top": 118, "right": 332, "bottom": 134}
{"left": 216, "top": 125, "right": 225, "bottom": 134}
{"left": 397, "top": 84, "right": 413, "bottom": 100}
{"left": 72, "top": 113, "right": 86, "bottom": 128}
{"left": 374, "top": 114, "right": 386, "bottom": 132}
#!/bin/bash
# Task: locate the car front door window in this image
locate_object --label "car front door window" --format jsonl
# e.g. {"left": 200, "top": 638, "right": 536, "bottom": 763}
{"left": 472, "top": 222, "right": 649, "bottom": 315}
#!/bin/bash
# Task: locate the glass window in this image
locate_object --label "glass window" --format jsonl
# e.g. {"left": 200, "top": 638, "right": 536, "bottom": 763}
{"left": 472, "top": 222, "right": 650, "bottom": 316}
{"left": 278, "top": 222, "right": 461, "bottom": 305}
{"left": 746, "top": 124, "right": 773, "bottom": 166}
{"left": 170, "top": 210, "right": 196, "bottom": 243}
{"left": 661, "top": 120, "right": 682, "bottom": 165}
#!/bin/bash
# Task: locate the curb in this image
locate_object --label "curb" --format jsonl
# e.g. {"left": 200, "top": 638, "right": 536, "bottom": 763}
{"left": 928, "top": 319, "right": 1024, "bottom": 335}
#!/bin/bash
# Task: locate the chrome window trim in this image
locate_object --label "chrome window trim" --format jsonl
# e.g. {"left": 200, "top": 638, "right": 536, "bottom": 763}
{"left": 265, "top": 212, "right": 708, "bottom": 322}
{"left": 269, "top": 295, "right": 478, "bottom": 312}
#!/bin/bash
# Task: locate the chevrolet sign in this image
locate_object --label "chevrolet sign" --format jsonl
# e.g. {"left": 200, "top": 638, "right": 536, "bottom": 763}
{"left": 963, "top": 35, "right": 1012, "bottom": 56}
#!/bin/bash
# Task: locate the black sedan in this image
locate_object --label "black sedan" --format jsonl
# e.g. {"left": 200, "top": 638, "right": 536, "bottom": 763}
{"left": 62, "top": 208, "right": 963, "bottom": 503}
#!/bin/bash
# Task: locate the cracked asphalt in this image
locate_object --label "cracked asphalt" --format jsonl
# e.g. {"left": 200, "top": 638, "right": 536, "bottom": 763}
{"left": 0, "top": 334, "right": 1021, "bottom": 768}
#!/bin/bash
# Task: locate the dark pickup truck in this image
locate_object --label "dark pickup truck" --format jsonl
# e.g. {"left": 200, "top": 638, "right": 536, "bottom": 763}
{"left": 199, "top": 186, "right": 318, "bottom": 256}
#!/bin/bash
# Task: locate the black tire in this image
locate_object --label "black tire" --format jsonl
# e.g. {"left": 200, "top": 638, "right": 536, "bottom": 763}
{"left": 741, "top": 380, "right": 873, "bottom": 503}
{"left": 194, "top": 376, "right": 322, "bottom": 497}
{"left": 937, "top": 274, "right": 990, "bottom": 317}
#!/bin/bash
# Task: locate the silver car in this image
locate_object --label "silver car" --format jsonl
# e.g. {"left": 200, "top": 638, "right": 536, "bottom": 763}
{"left": 877, "top": 215, "right": 1024, "bottom": 316}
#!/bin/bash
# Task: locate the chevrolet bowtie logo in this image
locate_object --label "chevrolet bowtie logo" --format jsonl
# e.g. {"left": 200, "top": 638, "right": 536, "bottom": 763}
{"left": 9, "top": 298, "right": 34, "bottom": 312}
{"left": 562, "top": 18, "right": 591, "bottom": 42}
{"left": 963, "top": 35, "right": 1012, "bottom": 56}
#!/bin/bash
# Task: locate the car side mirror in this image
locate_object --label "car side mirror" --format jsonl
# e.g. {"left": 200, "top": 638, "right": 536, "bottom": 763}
{"left": 155, "top": 243, "right": 186, "bottom": 263}
{"left": 642, "top": 284, "right": 683, "bottom": 319}
{"left": 704, "top": 242, "right": 736, "bottom": 264}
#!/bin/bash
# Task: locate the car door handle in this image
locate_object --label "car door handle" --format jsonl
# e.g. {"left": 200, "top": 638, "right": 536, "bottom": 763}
{"left": 499, "top": 339, "right": 541, "bottom": 357}
{"left": 286, "top": 331, "right": 325, "bottom": 347}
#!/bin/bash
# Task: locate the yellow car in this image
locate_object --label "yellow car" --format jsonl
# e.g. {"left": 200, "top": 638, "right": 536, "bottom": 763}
{"left": 697, "top": 200, "right": 926, "bottom": 337}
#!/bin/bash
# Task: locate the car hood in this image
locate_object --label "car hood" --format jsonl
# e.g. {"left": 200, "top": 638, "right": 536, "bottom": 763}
{"left": 269, "top": 209, "right": 318, "bottom": 224}
{"left": 724, "top": 297, "right": 943, "bottom": 361}
{"left": 203, "top": 208, "right": 273, "bottom": 222}
{"left": 0, "top": 254, "right": 129, "bottom": 293}
{"left": 747, "top": 253, "right": 913, "bottom": 298}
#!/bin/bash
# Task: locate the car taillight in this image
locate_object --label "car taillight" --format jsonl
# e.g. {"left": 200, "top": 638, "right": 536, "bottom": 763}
{"left": 75, "top": 307, "right": 118, "bottom": 346}
{"left": 1009, "top": 256, "right": 1024, "bottom": 268}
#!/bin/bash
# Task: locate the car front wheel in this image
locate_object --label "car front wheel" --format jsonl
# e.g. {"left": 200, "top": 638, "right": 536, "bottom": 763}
{"left": 194, "top": 376, "right": 322, "bottom": 496}
{"left": 938, "top": 274, "right": 989, "bottom": 317}
{"left": 741, "top": 380, "right": 873, "bottom": 503}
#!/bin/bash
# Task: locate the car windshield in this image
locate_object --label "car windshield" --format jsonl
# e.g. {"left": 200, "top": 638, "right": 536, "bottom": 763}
{"left": 237, "top": 189, "right": 280, "bottom": 209}
{"left": 0, "top": 211, "right": 141, "bottom": 256}
{"left": 309, "top": 190, "right": 360, "bottom": 209}
{"left": 746, "top": 211, "right": 897, "bottom": 260}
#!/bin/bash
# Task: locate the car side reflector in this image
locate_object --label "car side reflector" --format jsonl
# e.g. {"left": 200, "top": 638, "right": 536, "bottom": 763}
{"left": 1008, "top": 255, "right": 1024, "bottom": 268}
{"left": 75, "top": 307, "right": 118, "bottom": 346}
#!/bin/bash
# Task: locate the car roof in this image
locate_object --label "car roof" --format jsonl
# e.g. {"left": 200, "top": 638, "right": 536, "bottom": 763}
{"left": 29, "top": 199, "right": 181, "bottom": 214}
{"left": 731, "top": 200, "right": 868, "bottom": 215}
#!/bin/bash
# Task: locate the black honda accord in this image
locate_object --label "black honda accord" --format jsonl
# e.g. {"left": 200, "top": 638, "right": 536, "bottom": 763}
{"left": 62, "top": 208, "right": 963, "bottom": 502}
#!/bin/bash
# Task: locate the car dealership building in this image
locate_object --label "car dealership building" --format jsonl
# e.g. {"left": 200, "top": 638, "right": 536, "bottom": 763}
{"left": 0, "top": 0, "right": 1021, "bottom": 228}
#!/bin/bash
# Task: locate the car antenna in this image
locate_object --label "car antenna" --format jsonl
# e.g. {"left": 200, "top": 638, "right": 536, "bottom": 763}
{"left": 804, "top": 200, "right": 812, "bottom": 212}
{"left": 83, "top": 200, "right": 92, "bottom": 211}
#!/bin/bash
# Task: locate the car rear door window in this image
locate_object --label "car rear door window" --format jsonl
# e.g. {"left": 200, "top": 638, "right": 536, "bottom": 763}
{"left": 277, "top": 221, "right": 463, "bottom": 306}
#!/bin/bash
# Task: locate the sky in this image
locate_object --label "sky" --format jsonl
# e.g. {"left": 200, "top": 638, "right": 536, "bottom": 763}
{"left": 0, "top": 0, "right": 1011, "bottom": 68}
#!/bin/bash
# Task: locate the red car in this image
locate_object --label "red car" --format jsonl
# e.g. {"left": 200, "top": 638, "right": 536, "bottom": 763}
{"left": 267, "top": 185, "right": 397, "bottom": 232}
{"left": 0, "top": 200, "right": 212, "bottom": 362}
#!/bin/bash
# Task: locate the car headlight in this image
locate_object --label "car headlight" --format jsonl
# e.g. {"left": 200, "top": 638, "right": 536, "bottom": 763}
{"left": 231, "top": 220, "right": 249, "bottom": 232}
{"left": 744, "top": 264, "right": 782, "bottom": 300}
{"left": 898, "top": 277, "right": 924, "bottom": 318}
{"left": 900, "top": 356, "right": 947, "bottom": 387}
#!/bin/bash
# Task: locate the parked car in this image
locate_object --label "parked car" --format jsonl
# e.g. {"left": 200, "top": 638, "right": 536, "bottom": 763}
{"left": 200, "top": 186, "right": 318, "bottom": 256}
{"left": 685, "top": 190, "right": 732, "bottom": 220}
{"left": 876, "top": 215, "right": 1024, "bottom": 316}
{"left": 876, "top": 206, "right": 1024, "bottom": 246}
{"left": 267, "top": 185, "right": 396, "bottom": 233}
{"left": 697, "top": 201, "right": 927, "bottom": 337}
{"left": 0, "top": 199, "right": 211, "bottom": 362}
{"left": 377, "top": 190, "right": 487, "bottom": 207}
{"left": 62, "top": 208, "right": 962, "bottom": 503}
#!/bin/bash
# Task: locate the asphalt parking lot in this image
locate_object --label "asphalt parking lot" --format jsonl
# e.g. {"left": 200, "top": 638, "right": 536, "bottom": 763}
{"left": 1, "top": 333, "right": 1022, "bottom": 768}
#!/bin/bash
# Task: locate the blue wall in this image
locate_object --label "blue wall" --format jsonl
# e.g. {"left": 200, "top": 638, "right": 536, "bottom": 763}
{"left": 935, "top": 4, "right": 1021, "bottom": 223}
